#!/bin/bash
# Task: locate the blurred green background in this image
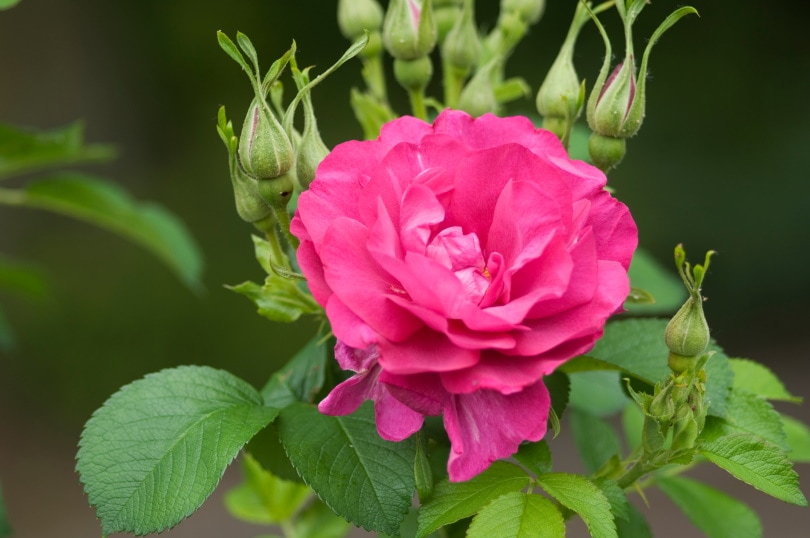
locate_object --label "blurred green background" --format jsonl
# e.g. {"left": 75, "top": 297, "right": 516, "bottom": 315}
{"left": 1, "top": 0, "right": 808, "bottom": 536}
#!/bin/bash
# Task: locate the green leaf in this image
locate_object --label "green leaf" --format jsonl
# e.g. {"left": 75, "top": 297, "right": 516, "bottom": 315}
{"left": 0, "top": 255, "right": 48, "bottom": 299}
{"left": 615, "top": 503, "right": 652, "bottom": 538}
{"left": 729, "top": 358, "right": 801, "bottom": 403}
{"left": 569, "top": 370, "right": 628, "bottom": 417}
{"left": 0, "top": 121, "right": 114, "bottom": 180}
{"left": 261, "top": 335, "right": 327, "bottom": 408}
{"left": 76, "top": 366, "right": 278, "bottom": 535}
{"left": 723, "top": 389, "right": 787, "bottom": 449}
{"left": 0, "top": 0, "right": 20, "bottom": 10}
{"left": 416, "top": 461, "right": 531, "bottom": 538}
{"left": 0, "top": 480, "right": 11, "bottom": 538}
{"left": 782, "top": 414, "right": 810, "bottom": 463}
{"left": 0, "top": 173, "right": 203, "bottom": 292}
{"left": 625, "top": 249, "right": 686, "bottom": 314}
{"left": 536, "top": 473, "right": 617, "bottom": 538}
{"left": 216, "top": 31, "right": 253, "bottom": 77}
{"left": 514, "top": 441, "right": 552, "bottom": 477}
{"left": 700, "top": 433, "right": 807, "bottom": 506}
{"left": 224, "top": 454, "right": 311, "bottom": 524}
{"left": 570, "top": 409, "right": 622, "bottom": 473}
{"left": 588, "top": 319, "right": 733, "bottom": 417}
{"left": 466, "top": 492, "right": 564, "bottom": 538}
{"left": 657, "top": 475, "right": 762, "bottom": 538}
{"left": 227, "top": 273, "right": 321, "bottom": 323}
{"left": 277, "top": 402, "right": 415, "bottom": 535}
{"left": 595, "top": 479, "right": 630, "bottom": 523}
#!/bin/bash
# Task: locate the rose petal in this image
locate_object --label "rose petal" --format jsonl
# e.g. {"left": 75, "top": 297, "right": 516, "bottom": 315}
{"left": 444, "top": 380, "right": 551, "bottom": 482}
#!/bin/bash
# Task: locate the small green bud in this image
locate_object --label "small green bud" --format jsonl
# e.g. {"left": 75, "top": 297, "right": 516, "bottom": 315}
{"left": 494, "top": 10, "right": 528, "bottom": 54}
{"left": 665, "top": 245, "right": 716, "bottom": 373}
{"left": 295, "top": 89, "right": 329, "bottom": 191}
{"left": 502, "top": 0, "right": 546, "bottom": 24}
{"left": 588, "top": 133, "right": 626, "bottom": 172}
{"left": 670, "top": 405, "right": 699, "bottom": 452}
{"left": 238, "top": 98, "right": 295, "bottom": 180}
{"left": 441, "top": 0, "right": 480, "bottom": 71}
{"left": 337, "top": 0, "right": 384, "bottom": 40}
{"left": 665, "top": 297, "right": 710, "bottom": 366}
{"left": 458, "top": 59, "right": 499, "bottom": 117}
{"left": 383, "top": 0, "right": 437, "bottom": 60}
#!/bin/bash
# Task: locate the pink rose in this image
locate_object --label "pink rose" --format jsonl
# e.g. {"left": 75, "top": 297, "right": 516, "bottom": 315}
{"left": 291, "top": 109, "right": 637, "bottom": 481}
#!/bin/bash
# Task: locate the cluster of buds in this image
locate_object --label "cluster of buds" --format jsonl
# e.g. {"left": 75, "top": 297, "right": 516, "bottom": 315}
{"left": 630, "top": 245, "right": 715, "bottom": 457}
{"left": 584, "top": 1, "right": 698, "bottom": 171}
{"left": 216, "top": 31, "right": 368, "bottom": 242}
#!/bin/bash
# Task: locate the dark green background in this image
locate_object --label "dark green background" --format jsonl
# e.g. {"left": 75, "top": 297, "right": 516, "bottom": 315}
{"left": 1, "top": 1, "right": 808, "bottom": 536}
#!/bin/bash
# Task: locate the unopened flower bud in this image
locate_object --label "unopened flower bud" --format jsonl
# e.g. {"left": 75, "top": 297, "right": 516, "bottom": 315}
{"left": 238, "top": 98, "right": 294, "bottom": 180}
{"left": 441, "top": 0, "right": 480, "bottom": 71}
{"left": 458, "top": 59, "right": 498, "bottom": 116}
{"left": 295, "top": 90, "right": 329, "bottom": 191}
{"left": 665, "top": 296, "right": 710, "bottom": 372}
{"left": 587, "top": 58, "right": 640, "bottom": 138}
{"left": 502, "top": 0, "right": 546, "bottom": 24}
{"left": 337, "top": 0, "right": 384, "bottom": 40}
{"left": 665, "top": 245, "right": 716, "bottom": 374}
{"left": 383, "top": 0, "right": 437, "bottom": 60}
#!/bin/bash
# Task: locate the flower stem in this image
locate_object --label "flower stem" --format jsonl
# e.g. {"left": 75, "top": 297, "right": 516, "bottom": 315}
{"left": 408, "top": 87, "right": 428, "bottom": 121}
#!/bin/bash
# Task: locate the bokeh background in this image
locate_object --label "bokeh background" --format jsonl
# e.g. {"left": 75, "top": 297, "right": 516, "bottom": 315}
{"left": 1, "top": 0, "right": 808, "bottom": 536}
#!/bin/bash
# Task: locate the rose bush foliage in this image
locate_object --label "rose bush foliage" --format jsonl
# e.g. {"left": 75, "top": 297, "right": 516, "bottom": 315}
{"left": 291, "top": 110, "right": 637, "bottom": 481}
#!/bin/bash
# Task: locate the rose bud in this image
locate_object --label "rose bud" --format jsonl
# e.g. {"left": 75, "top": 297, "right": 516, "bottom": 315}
{"left": 238, "top": 97, "right": 294, "bottom": 180}
{"left": 382, "top": 0, "right": 437, "bottom": 60}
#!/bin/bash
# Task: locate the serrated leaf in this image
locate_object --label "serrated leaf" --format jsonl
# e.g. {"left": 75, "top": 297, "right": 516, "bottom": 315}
{"left": 224, "top": 454, "right": 311, "bottom": 524}
{"left": 657, "top": 476, "right": 762, "bottom": 538}
{"left": 625, "top": 249, "right": 686, "bottom": 314}
{"left": 277, "top": 402, "right": 415, "bottom": 535}
{"left": 569, "top": 370, "right": 628, "bottom": 417}
{"left": 594, "top": 479, "right": 630, "bottom": 523}
{"left": 588, "top": 319, "right": 732, "bottom": 417}
{"left": 0, "top": 121, "right": 114, "bottom": 180}
{"left": 0, "top": 480, "right": 11, "bottom": 537}
{"left": 782, "top": 414, "right": 810, "bottom": 463}
{"left": 216, "top": 31, "right": 252, "bottom": 75}
{"left": 570, "top": 409, "right": 622, "bottom": 473}
{"left": 514, "top": 441, "right": 552, "bottom": 477}
{"left": 466, "top": 492, "right": 564, "bottom": 538}
{"left": 615, "top": 503, "right": 652, "bottom": 538}
{"left": 416, "top": 461, "right": 531, "bottom": 538}
{"left": 729, "top": 358, "right": 801, "bottom": 403}
{"left": 536, "top": 473, "right": 617, "bottom": 538}
{"left": 261, "top": 335, "right": 327, "bottom": 408}
{"left": 77, "top": 366, "right": 278, "bottom": 535}
{"left": 700, "top": 433, "right": 807, "bottom": 506}
{"left": 4, "top": 173, "right": 203, "bottom": 292}
{"left": 723, "top": 389, "right": 787, "bottom": 449}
